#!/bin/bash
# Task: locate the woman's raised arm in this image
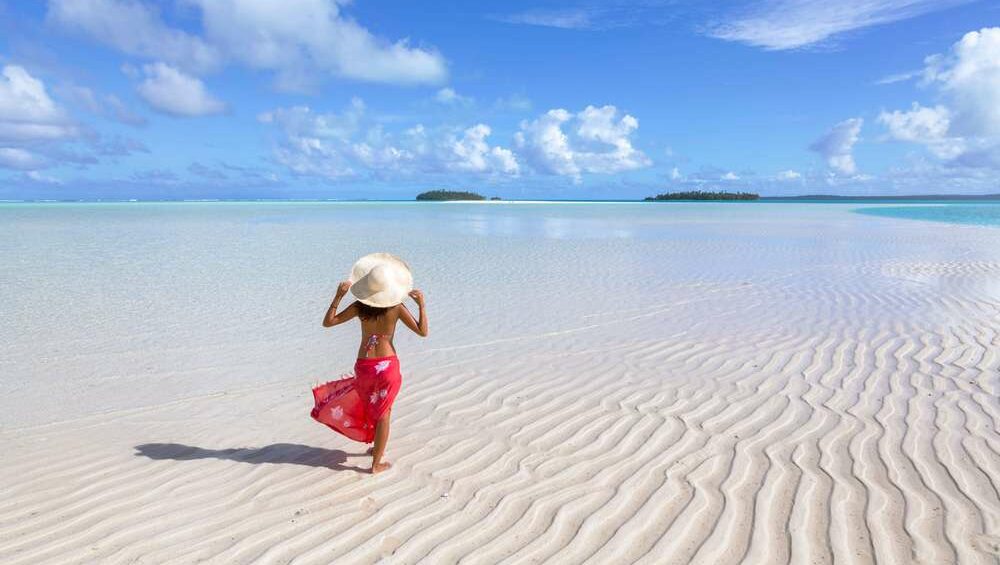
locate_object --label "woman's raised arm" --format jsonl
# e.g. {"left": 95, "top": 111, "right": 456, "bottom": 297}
{"left": 399, "top": 290, "right": 428, "bottom": 336}
{"left": 323, "top": 281, "right": 359, "bottom": 327}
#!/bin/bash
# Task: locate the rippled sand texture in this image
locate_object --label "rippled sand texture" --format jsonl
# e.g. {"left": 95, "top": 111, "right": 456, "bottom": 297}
{"left": 1, "top": 202, "right": 999, "bottom": 564}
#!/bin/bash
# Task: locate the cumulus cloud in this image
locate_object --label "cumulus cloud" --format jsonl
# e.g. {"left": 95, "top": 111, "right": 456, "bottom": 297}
{"left": 447, "top": 124, "right": 519, "bottom": 175}
{"left": 258, "top": 99, "right": 518, "bottom": 180}
{"left": 49, "top": 0, "right": 447, "bottom": 90}
{"left": 514, "top": 105, "right": 650, "bottom": 181}
{"left": 0, "top": 64, "right": 79, "bottom": 143}
{"left": 136, "top": 63, "right": 225, "bottom": 117}
{"left": 810, "top": 118, "right": 863, "bottom": 175}
{"left": 879, "top": 28, "right": 1000, "bottom": 169}
{"left": 0, "top": 62, "right": 177, "bottom": 176}
{"left": 47, "top": 0, "right": 221, "bottom": 72}
{"left": 776, "top": 169, "right": 802, "bottom": 180}
{"left": 923, "top": 28, "right": 1000, "bottom": 137}
{"left": 721, "top": 171, "right": 740, "bottom": 180}
{"left": 0, "top": 64, "right": 90, "bottom": 173}
{"left": 56, "top": 83, "right": 146, "bottom": 126}
{"left": 707, "top": 0, "right": 972, "bottom": 50}
{"left": 878, "top": 103, "right": 964, "bottom": 158}
{"left": 191, "top": 0, "right": 447, "bottom": 89}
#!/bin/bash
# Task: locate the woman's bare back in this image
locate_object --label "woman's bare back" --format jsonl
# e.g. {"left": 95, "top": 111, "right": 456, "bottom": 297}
{"left": 358, "top": 306, "right": 401, "bottom": 358}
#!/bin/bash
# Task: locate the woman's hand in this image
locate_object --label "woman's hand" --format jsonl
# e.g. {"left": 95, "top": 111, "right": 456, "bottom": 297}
{"left": 336, "top": 280, "right": 352, "bottom": 297}
{"left": 401, "top": 289, "right": 429, "bottom": 337}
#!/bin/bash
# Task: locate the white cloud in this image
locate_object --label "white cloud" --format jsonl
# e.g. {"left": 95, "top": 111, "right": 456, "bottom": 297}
{"left": 876, "top": 70, "right": 921, "bottom": 85}
{"left": 922, "top": 28, "right": 1000, "bottom": 137}
{"left": 0, "top": 147, "right": 45, "bottom": 169}
{"left": 24, "top": 170, "right": 63, "bottom": 184}
{"left": 0, "top": 65, "right": 78, "bottom": 143}
{"left": 56, "top": 84, "right": 146, "bottom": 126}
{"left": 48, "top": 0, "right": 447, "bottom": 89}
{"left": 514, "top": 105, "right": 651, "bottom": 180}
{"left": 257, "top": 103, "right": 360, "bottom": 179}
{"left": 447, "top": 124, "right": 519, "bottom": 175}
{"left": 0, "top": 63, "right": 154, "bottom": 173}
{"left": 497, "top": 9, "right": 593, "bottom": 30}
{"left": 136, "top": 63, "right": 225, "bottom": 117}
{"left": 435, "top": 87, "right": 472, "bottom": 106}
{"left": 258, "top": 97, "right": 365, "bottom": 143}
{"left": 878, "top": 103, "right": 964, "bottom": 158}
{"left": 776, "top": 169, "right": 802, "bottom": 180}
{"left": 880, "top": 28, "right": 1000, "bottom": 168}
{"left": 197, "top": 0, "right": 445, "bottom": 89}
{"left": 0, "top": 64, "right": 90, "bottom": 173}
{"left": 669, "top": 166, "right": 681, "bottom": 180}
{"left": 721, "top": 171, "right": 740, "bottom": 180}
{"left": 259, "top": 99, "right": 518, "bottom": 180}
{"left": 47, "top": 0, "right": 221, "bottom": 72}
{"left": 495, "top": 5, "right": 673, "bottom": 31}
{"left": 810, "top": 118, "right": 863, "bottom": 175}
{"left": 707, "top": 0, "right": 972, "bottom": 50}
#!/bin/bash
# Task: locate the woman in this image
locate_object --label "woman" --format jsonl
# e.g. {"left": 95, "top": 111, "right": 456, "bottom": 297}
{"left": 311, "top": 253, "right": 428, "bottom": 474}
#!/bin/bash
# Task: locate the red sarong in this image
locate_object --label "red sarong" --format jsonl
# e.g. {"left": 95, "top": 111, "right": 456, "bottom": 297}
{"left": 311, "top": 356, "right": 401, "bottom": 443}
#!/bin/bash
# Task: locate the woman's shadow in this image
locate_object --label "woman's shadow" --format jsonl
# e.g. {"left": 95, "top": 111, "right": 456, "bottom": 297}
{"left": 134, "top": 443, "right": 368, "bottom": 472}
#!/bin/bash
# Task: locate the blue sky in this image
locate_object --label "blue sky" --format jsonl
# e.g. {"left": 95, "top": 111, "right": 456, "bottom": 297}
{"left": 1, "top": 0, "right": 998, "bottom": 200}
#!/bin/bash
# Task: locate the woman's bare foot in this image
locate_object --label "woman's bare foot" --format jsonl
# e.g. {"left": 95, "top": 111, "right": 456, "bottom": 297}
{"left": 371, "top": 461, "right": 392, "bottom": 474}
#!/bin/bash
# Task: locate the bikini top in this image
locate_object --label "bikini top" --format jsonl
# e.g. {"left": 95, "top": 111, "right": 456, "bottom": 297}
{"left": 364, "top": 333, "right": 393, "bottom": 357}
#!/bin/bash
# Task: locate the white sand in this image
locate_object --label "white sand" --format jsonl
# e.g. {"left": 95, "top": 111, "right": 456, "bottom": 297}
{"left": 1, "top": 202, "right": 999, "bottom": 564}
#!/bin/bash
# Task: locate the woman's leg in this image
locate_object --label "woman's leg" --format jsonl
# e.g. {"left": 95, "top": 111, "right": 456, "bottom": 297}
{"left": 371, "top": 408, "right": 392, "bottom": 473}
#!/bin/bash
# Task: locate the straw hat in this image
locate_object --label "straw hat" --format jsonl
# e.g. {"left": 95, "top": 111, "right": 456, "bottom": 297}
{"left": 348, "top": 253, "right": 413, "bottom": 308}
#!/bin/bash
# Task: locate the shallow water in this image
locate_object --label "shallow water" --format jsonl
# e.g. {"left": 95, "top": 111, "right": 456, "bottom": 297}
{"left": 3, "top": 201, "right": 1000, "bottom": 427}
{"left": 3, "top": 201, "right": 1000, "bottom": 564}
{"left": 854, "top": 202, "right": 1000, "bottom": 227}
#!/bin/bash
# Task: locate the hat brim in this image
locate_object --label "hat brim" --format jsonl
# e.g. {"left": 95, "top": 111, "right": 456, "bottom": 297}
{"left": 348, "top": 253, "right": 413, "bottom": 308}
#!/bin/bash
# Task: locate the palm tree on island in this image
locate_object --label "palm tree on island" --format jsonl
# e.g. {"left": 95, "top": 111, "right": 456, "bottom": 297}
{"left": 645, "top": 190, "right": 759, "bottom": 201}
{"left": 416, "top": 190, "right": 499, "bottom": 201}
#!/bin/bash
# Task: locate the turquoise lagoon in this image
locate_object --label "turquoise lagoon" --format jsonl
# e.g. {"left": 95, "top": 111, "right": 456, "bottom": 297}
{"left": 854, "top": 202, "right": 1000, "bottom": 227}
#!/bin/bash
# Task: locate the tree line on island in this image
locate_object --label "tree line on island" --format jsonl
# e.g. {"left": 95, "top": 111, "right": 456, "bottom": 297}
{"left": 644, "top": 190, "right": 759, "bottom": 201}
{"left": 415, "top": 189, "right": 762, "bottom": 201}
{"left": 416, "top": 190, "right": 501, "bottom": 201}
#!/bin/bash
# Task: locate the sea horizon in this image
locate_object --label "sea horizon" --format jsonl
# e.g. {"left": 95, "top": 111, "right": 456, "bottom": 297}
{"left": 6, "top": 194, "right": 1000, "bottom": 204}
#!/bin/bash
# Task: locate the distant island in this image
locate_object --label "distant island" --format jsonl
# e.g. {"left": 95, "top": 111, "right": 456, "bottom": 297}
{"left": 645, "top": 190, "right": 759, "bottom": 201}
{"left": 416, "top": 190, "right": 486, "bottom": 201}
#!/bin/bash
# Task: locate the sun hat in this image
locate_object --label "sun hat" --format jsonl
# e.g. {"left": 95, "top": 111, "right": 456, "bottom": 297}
{"left": 348, "top": 252, "right": 413, "bottom": 308}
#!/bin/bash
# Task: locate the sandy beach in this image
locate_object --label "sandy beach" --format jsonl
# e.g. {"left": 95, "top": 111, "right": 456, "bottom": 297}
{"left": 1, "top": 202, "right": 999, "bottom": 564}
